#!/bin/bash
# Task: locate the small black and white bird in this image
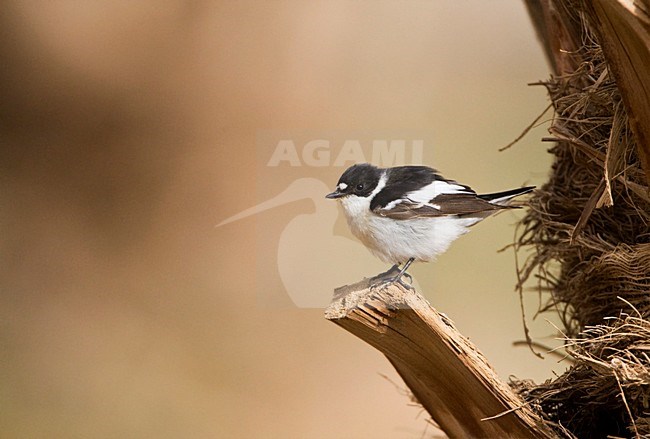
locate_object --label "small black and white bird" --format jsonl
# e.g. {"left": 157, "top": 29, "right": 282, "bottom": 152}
{"left": 326, "top": 163, "right": 534, "bottom": 286}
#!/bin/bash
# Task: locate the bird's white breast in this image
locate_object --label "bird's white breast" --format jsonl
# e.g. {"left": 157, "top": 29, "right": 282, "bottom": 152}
{"left": 339, "top": 194, "right": 479, "bottom": 264}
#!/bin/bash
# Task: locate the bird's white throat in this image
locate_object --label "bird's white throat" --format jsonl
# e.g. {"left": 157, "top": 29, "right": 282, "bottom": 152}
{"left": 340, "top": 194, "right": 370, "bottom": 221}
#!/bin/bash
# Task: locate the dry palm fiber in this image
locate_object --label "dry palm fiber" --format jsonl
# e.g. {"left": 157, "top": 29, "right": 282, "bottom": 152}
{"left": 513, "top": 312, "right": 650, "bottom": 438}
{"left": 511, "top": 10, "right": 650, "bottom": 439}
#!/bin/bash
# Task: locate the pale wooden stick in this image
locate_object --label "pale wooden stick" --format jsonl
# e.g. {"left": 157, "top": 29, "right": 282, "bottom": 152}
{"left": 325, "top": 269, "right": 556, "bottom": 439}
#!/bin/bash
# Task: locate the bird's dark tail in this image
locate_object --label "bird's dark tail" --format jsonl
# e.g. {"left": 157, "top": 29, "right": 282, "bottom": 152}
{"left": 478, "top": 186, "right": 535, "bottom": 206}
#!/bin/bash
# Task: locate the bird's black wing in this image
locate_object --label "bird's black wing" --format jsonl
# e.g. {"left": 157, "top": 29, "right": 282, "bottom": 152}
{"left": 373, "top": 193, "right": 501, "bottom": 220}
{"left": 370, "top": 167, "right": 507, "bottom": 220}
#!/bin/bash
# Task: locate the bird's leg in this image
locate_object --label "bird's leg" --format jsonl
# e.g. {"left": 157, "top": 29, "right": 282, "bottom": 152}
{"left": 372, "top": 258, "right": 415, "bottom": 290}
{"left": 392, "top": 258, "right": 415, "bottom": 287}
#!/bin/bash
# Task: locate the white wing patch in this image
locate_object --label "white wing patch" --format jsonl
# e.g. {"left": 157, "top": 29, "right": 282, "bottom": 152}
{"left": 378, "top": 180, "right": 468, "bottom": 215}
{"left": 383, "top": 198, "right": 406, "bottom": 211}
{"left": 406, "top": 180, "right": 470, "bottom": 204}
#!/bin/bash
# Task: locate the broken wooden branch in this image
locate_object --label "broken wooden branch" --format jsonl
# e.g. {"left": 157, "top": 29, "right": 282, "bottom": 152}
{"left": 325, "top": 268, "right": 557, "bottom": 439}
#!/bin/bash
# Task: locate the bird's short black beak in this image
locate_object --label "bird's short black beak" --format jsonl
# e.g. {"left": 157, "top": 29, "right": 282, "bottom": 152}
{"left": 326, "top": 191, "right": 344, "bottom": 199}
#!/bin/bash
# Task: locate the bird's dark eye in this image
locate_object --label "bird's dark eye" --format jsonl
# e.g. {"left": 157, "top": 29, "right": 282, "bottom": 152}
{"left": 356, "top": 183, "right": 364, "bottom": 191}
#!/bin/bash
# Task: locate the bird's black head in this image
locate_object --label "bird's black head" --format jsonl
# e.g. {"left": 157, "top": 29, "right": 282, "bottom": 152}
{"left": 326, "top": 163, "right": 382, "bottom": 199}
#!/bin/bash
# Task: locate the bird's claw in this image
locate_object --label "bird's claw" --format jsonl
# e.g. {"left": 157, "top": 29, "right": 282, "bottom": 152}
{"left": 392, "top": 274, "right": 415, "bottom": 290}
{"left": 369, "top": 259, "right": 416, "bottom": 291}
{"left": 370, "top": 272, "right": 414, "bottom": 291}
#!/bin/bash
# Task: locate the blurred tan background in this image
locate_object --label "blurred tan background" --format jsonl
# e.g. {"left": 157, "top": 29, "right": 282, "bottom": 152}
{"left": 0, "top": 1, "right": 563, "bottom": 438}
